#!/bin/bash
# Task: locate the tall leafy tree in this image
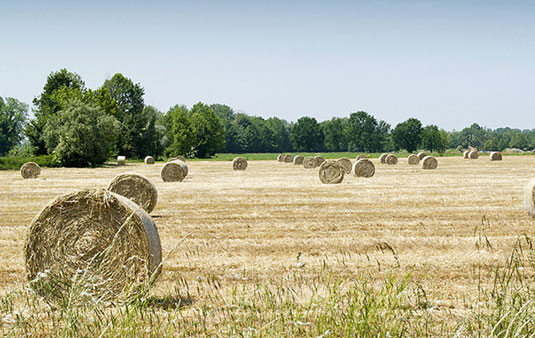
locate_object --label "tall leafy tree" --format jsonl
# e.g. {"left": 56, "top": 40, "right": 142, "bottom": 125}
{"left": 166, "top": 104, "right": 194, "bottom": 157}
{"left": 421, "top": 125, "right": 447, "bottom": 153}
{"left": 290, "top": 116, "right": 324, "bottom": 152}
{"left": 265, "top": 117, "right": 292, "bottom": 152}
{"left": 345, "top": 111, "right": 387, "bottom": 152}
{"left": 391, "top": 118, "right": 423, "bottom": 152}
{"left": 322, "top": 117, "right": 347, "bottom": 152}
{"left": 0, "top": 97, "right": 29, "bottom": 155}
{"left": 189, "top": 102, "right": 225, "bottom": 158}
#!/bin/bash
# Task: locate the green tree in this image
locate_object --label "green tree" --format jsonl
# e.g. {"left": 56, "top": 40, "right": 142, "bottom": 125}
{"left": 456, "top": 123, "right": 490, "bottom": 149}
{"left": 265, "top": 117, "right": 292, "bottom": 152}
{"left": 391, "top": 118, "right": 423, "bottom": 152}
{"left": 0, "top": 97, "right": 29, "bottom": 155}
{"left": 166, "top": 104, "right": 194, "bottom": 157}
{"left": 290, "top": 116, "right": 324, "bottom": 152}
{"left": 234, "top": 114, "right": 274, "bottom": 153}
{"left": 322, "top": 117, "right": 347, "bottom": 152}
{"left": 421, "top": 125, "right": 447, "bottom": 153}
{"left": 43, "top": 100, "right": 119, "bottom": 167}
{"left": 345, "top": 111, "right": 388, "bottom": 152}
{"left": 189, "top": 102, "right": 225, "bottom": 158}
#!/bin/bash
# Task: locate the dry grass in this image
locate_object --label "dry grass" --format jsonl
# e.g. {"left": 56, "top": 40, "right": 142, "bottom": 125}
{"left": 1, "top": 156, "right": 535, "bottom": 335}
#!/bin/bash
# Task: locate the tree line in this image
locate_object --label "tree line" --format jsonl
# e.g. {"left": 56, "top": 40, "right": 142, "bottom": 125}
{"left": 1, "top": 69, "right": 535, "bottom": 166}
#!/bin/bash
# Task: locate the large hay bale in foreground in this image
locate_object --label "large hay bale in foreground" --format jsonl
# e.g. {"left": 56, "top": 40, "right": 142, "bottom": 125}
{"left": 293, "top": 155, "right": 304, "bottom": 165}
{"left": 463, "top": 151, "right": 470, "bottom": 159}
{"left": 24, "top": 189, "right": 162, "bottom": 300}
{"left": 303, "top": 157, "right": 315, "bottom": 169}
{"left": 313, "top": 156, "right": 325, "bottom": 168}
{"left": 117, "top": 156, "right": 126, "bottom": 165}
{"left": 277, "top": 154, "right": 285, "bottom": 162}
{"left": 232, "top": 157, "right": 248, "bottom": 170}
{"left": 353, "top": 159, "right": 375, "bottom": 178}
{"left": 161, "top": 160, "right": 188, "bottom": 182}
{"left": 490, "top": 152, "right": 502, "bottom": 161}
{"left": 284, "top": 154, "right": 294, "bottom": 163}
{"left": 379, "top": 153, "right": 388, "bottom": 163}
{"left": 469, "top": 151, "right": 479, "bottom": 159}
{"left": 386, "top": 154, "right": 398, "bottom": 165}
{"left": 318, "top": 160, "right": 344, "bottom": 184}
{"left": 144, "top": 156, "right": 155, "bottom": 164}
{"left": 356, "top": 154, "right": 367, "bottom": 161}
{"left": 417, "top": 152, "right": 427, "bottom": 160}
{"left": 407, "top": 154, "right": 420, "bottom": 165}
{"left": 20, "top": 162, "right": 41, "bottom": 179}
{"left": 337, "top": 158, "right": 353, "bottom": 174}
{"left": 524, "top": 179, "right": 535, "bottom": 219}
{"left": 422, "top": 156, "right": 438, "bottom": 169}
{"left": 107, "top": 173, "right": 158, "bottom": 214}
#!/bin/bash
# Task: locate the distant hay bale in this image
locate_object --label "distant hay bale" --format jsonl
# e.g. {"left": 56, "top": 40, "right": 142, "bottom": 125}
{"left": 422, "top": 156, "right": 438, "bottom": 169}
{"left": 20, "top": 162, "right": 41, "bottom": 179}
{"left": 303, "top": 157, "right": 315, "bottom": 169}
{"left": 284, "top": 154, "right": 293, "bottom": 163}
{"left": 337, "top": 158, "right": 353, "bottom": 174}
{"left": 356, "top": 154, "right": 367, "bottom": 161}
{"left": 167, "top": 156, "right": 185, "bottom": 163}
{"left": 524, "top": 178, "right": 535, "bottom": 219}
{"left": 318, "top": 160, "right": 344, "bottom": 184}
{"left": 417, "top": 152, "right": 427, "bottom": 160}
{"left": 107, "top": 173, "right": 158, "bottom": 214}
{"left": 490, "top": 152, "right": 502, "bottom": 161}
{"left": 232, "top": 157, "right": 248, "bottom": 170}
{"left": 24, "top": 189, "right": 162, "bottom": 300}
{"left": 277, "top": 154, "right": 285, "bottom": 162}
{"left": 161, "top": 160, "right": 188, "bottom": 182}
{"left": 144, "top": 156, "right": 155, "bottom": 164}
{"left": 353, "top": 159, "right": 375, "bottom": 178}
{"left": 407, "top": 154, "right": 420, "bottom": 165}
{"left": 313, "top": 156, "right": 325, "bottom": 168}
{"left": 386, "top": 154, "right": 398, "bottom": 165}
{"left": 469, "top": 151, "right": 479, "bottom": 159}
{"left": 463, "top": 151, "right": 470, "bottom": 159}
{"left": 117, "top": 156, "right": 126, "bottom": 165}
{"left": 379, "top": 153, "right": 388, "bottom": 163}
{"left": 293, "top": 155, "right": 304, "bottom": 165}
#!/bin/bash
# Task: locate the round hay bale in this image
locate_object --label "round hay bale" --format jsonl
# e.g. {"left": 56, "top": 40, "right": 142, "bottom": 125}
{"left": 107, "top": 173, "right": 158, "bottom": 214}
{"left": 524, "top": 178, "right": 535, "bottom": 219}
{"left": 417, "top": 152, "right": 427, "bottom": 160}
{"left": 277, "top": 154, "right": 285, "bottom": 162}
{"left": 356, "top": 154, "right": 367, "bottom": 161}
{"left": 313, "top": 156, "right": 325, "bottom": 168}
{"left": 353, "top": 159, "right": 375, "bottom": 178}
{"left": 337, "top": 158, "right": 353, "bottom": 174}
{"left": 386, "top": 154, "right": 398, "bottom": 165}
{"left": 407, "top": 154, "right": 420, "bottom": 165}
{"left": 20, "top": 162, "right": 41, "bottom": 179}
{"left": 318, "top": 160, "right": 344, "bottom": 184}
{"left": 469, "top": 151, "right": 479, "bottom": 159}
{"left": 24, "top": 189, "right": 162, "bottom": 300}
{"left": 463, "top": 151, "right": 470, "bottom": 159}
{"left": 379, "top": 153, "right": 388, "bottom": 164}
{"left": 490, "top": 152, "right": 502, "bottom": 161}
{"left": 421, "top": 156, "right": 438, "bottom": 169}
{"left": 167, "top": 156, "right": 185, "bottom": 163}
{"left": 232, "top": 157, "right": 248, "bottom": 170}
{"left": 161, "top": 160, "right": 188, "bottom": 182}
{"left": 284, "top": 154, "right": 293, "bottom": 163}
{"left": 117, "top": 156, "right": 126, "bottom": 165}
{"left": 303, "top": 157, "right": 315, "bottom": 169}
{"left": 293, "top": 155, "right": 304, "bottom": 165}
{"left": 144, "top": 156, "right": 155, "bottom": 164}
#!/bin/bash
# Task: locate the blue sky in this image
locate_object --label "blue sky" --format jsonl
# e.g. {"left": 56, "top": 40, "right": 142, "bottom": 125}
{"left": 0, "top": 0, "right": 533, "bottom": 130}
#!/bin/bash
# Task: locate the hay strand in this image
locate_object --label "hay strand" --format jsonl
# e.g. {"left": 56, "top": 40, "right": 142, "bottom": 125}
{"left": 161, "top": 160, "right": 188, "bottom": 182}
{"left": 144, "top": 156, "right": 155, "bottom": 164}
{"left": 107, "top": 173, "right": 158, "bottom": 214}
{"left": 303, "top": 157, "right": 315, "bottom": 169}
{"left": 379, "top": 153, "right": 388, "bottom": 164}
{"left": 232, "top": 157, "right": 248, "bottom": 170}
{"left": 490, "top": 152, "right": 502, "bottom": 161}
{"left": 407, "top": 154, "right": 420, "bottom": 165}
{"left": 386, "top": 154, "right": 398, "bottom": 165}
{"left": 337, "top": 158, "right": 353, "bottom": 174}
{"left": 417, "top": 152, "right": 427, "bottom": 160}
{"left": 313, "top": 156, "right": 325, "bottom": 168}
{"left": 20, "top": 162, "right": 41, "bottom": 179}
{"left": 422, "top": 156, "right": 438, "bottom": 169}
{"left": 469, "top": 151, "right": 479, "bottom": 159}
{"left": 353, "top": 159, "right": 375, "bottom": 178}
{"left": 117, "top": 156, "right": 126, "bottom": 165}
{"left": 293, "top": 155, "right": 304, "bottom": 165}
{"left": 318, "top": 160, "right": 344, "bottom": 184}
{"left": 524, "top": 178, "right": 535, "bottom": 219}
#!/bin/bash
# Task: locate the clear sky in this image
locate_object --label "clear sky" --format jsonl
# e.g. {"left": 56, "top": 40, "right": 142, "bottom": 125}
{"left": 0, "top": 0, "right": 533, "bottom": 130}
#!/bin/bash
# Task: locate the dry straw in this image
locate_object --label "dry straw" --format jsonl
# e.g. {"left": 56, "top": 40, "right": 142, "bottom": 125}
{"left": 168, "top": 156, "right": 185, "bottom": 162}
{"left": 407, "top": 154, "right": 420, "bottom": 165}
{"left": 161, "top": 160, "right": 189, "bottom": 182}
{"left": 303, "top": 157, "right": 315, "bottom": 169}
{"left": 318, "top": 160, "right": 344, "bottom": 184}
{"left": 463, "top": 151, "right": 470, "bottom": 159}
{"left": 24, "top": 189, "right": 162, "bottom": 300}
{"left": 417, "top": 152, "right": 427, "bottom": 160}
{"left": 353, "top": 159, "right": 375, "bottom": 178}
{"left": 117, "top": 156, "right": 126, "bottom": 165}
{"left": 107, "top": 173, "right": 158, "bottom": 214}
{"left": 490, "top": 152, "right": 502, "bottom": 161}
{"left": 277, "top": 154, "right": 285, "bottom": 162}
{"left": 469, "top": 151, "right": 479, "bottom": 159}
{"left": 356, "top": 154, "right": 367, "bottom": 160}
{"left": 293, "top": 155, "right": 304, "bottom": 165}
{"left": 524, "top": 178, "right": 535, "bottom": 219}
{"left": 337, "top": 158, "right": 353, "bottom": 174}
{"left": 313, "top": 156, "right": 325, "bottom": 168}
{"left": 422, "top": 156, "right": 438, "bottom": 169}
{"left": 144, "top": 156, "right": 155, "bottom": 164}
{"left": 284, "top": 154, "right": 294, "bottom": 163}
{"left": 379, "top": 153, "right": 388, "bottom": 163}
{"left": 386, "top": 154, "right": 398, "bottom": 165}
{"left": 20, "top": 162, "right": 41, "bottom": 179}
{"left": 232, "top": 157, "right": 248, "bottom": 170}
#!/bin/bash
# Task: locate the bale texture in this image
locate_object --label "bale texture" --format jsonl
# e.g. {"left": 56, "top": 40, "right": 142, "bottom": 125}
{"left": 277, "top": 154, "right": 285, "bottom": 162}
{"left": 117, "top": 156, "right": 126, "bottom": 165}
{"left": 353, "top": 159, "right": 375, "bottom": 178}
{"left": 422, "top": 156, "right": 438, "bottom": 170}
{"left": 469, "top": 151, "right": 479, "bottom": 159}
{"left": 20, "top": 162, "right": 41, "bottom": 179}
{"left": 463, "top": 151, "right": 470, "bottom": 159}
{"left": 417, "top": 152, "right": 427, "bottom": 160}
{"left": 232, "top": 157, "right": 248, "bottom": 170}
{"left": 168, "top": 156, "right": 185, "bottom": 163}
{"left": 313, "top": 156, "right": 325, "bottom": 168}
{"left": 337, "top": 158, "right": 353, "bottom": 174}
{"left": 386, "top": 154, "right": 398, "bottom": 165}
{"left": 284, "top": 154, "right": 294, "bottom": 163}
{"left": 490, "top": 152, "right": 502, "bottom": 161}
{"left": 161, "top": 160, "right": 189, "bottom": 182}
{"left": 524, "top": 178, "right": 535, "bottom": 219}
{"left": 379, "top": 153, "right": 388, "bottom": 164}
{"left": 107, "top": 173, "right": 158, "bottom": 214}
{"left": 293, "top": 155, "right": 304, "bottom": 165}
{"left": 303, "top": 157, "right": 315, "bottom": 169}
{"left": 318, "top": 160, "right": 344, "bottom": 184}
{"left": 356, "top": 154, "right": 367, "bottom": 161}
{"left": 144, "top": 156, "right": 155, "bottom": 164}
{"left": 407, "top": 154, "right": 420, "bottom": 165}
{"left": 24, "top": 189, "right": 162, "bottom": 300}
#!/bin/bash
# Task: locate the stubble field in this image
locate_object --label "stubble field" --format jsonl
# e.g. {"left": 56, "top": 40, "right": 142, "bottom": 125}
{"left": 1, "top": 155, "right": 535, "bottom": 336}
